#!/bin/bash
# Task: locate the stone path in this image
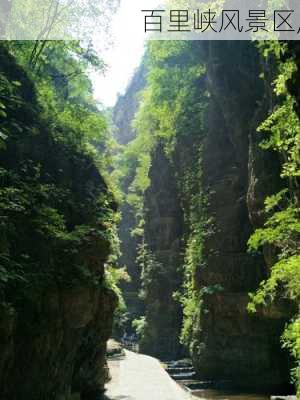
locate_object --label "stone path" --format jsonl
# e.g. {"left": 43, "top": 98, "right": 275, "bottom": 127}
{"left": 105, "top": 350, "right": 191, "bottom": 400}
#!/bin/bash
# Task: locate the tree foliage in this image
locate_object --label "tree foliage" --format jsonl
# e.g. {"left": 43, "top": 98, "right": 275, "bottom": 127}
{"left": 0, "top": 40, "right": 128, "bottom": 322}
{"left": 248, "top": 42, "right": 300, "bottom": 393}
{"left": 114, "top": 41, "right": 209, "bottom": 351}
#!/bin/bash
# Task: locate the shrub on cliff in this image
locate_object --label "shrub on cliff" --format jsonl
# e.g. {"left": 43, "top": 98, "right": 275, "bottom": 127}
{"left": 248, "top": 43, "right": 300, "bottom": 395}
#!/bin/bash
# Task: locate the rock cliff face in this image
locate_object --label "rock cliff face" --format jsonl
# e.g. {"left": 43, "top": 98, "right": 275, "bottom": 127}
{"left": 140, "top": 145, "right": 184, "bottom": 359}
{"left": 115, "top": 41, "right": 293, "bottom": 389}
{"left": 0, "top": 46, "right": 117, "bottom": 400}
{"left": 183, "top": 42, "right": 291, "bottom": 390}
{"left": 1, "top": 285, "right": 117, "bottom": 400}
{"left": 113, "top": 63, "right": 146, "bottom": 146}
{"left": 113, "top": 64, "right": 146, "bottom": 331}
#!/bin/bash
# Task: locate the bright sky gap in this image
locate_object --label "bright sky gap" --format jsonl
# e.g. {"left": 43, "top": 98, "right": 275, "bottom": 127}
{"left": 91, "top": 0, "right": 162, "bottom": 107}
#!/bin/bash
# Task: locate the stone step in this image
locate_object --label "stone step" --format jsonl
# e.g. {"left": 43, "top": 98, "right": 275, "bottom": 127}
{"left": 182, "top": 381, "right": 215, "bottom": 391}
{"left": 177, "top": 379, "right": 199, "bottom": 385}
{"left": 166, "top": 367, "right": 194, "bottom": 374}
{"left": 184, "top": 380, "right": 234, "bottom": 391}
{"left": 165, "top": 360, "right": 192, "bottom": 368}
{"left": 169, "top": 371, "right": 197, "bottom": 381}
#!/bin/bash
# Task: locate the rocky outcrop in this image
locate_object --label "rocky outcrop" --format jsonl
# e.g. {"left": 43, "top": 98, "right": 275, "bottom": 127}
{"left": 0, "top": 46, "right": 117, "bottom": 400}
{"left": 113, "top": 41, "right": 294, "bottom": 390}
{"left": 189, "top": 41, "right": 291, "bottom": 390}
{"left": 113, "top": 63, "right": 146, "bottom": 146}
{"left": 0, "top": 286, "right": 117, "bottom": 400}
{"left": 113, "top": 64, "right": 146, "bottom": 332}
{"left": 140, "top": 145, "right": 184, "bottom": 359}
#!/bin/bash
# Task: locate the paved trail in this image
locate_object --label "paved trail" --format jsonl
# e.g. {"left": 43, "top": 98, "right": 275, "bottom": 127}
{"left": 105, "top": 350, "right": 191, "bottom": 400}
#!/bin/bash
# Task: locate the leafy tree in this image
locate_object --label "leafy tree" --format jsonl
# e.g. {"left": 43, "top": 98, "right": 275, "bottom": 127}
{"left": 248, "top": 42, "right": 300, "bottom": 394}
{"left": 3, "top": 0, "right": 119, "bottom": 42}
{"left": 0, "top": 36, "right": 129, "bottom": 322}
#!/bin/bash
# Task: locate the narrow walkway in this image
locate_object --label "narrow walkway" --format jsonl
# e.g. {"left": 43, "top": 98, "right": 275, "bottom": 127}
{"left": 105, "top": 350, "right": 191, "bottom": 400}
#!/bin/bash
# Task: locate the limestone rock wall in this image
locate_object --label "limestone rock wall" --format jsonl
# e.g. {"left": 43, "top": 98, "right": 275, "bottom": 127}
{"left": 189, "top": 41, "right": 291, "bottom": 390}
{"left": 0, "top": 46, "right": 117, "bottom": 400}
{"left": 134, "top": 42, "right": 292, "bottom": 388}
{"left": 140, "top": 145, "right": 184, "bottom": 359}
{"left": 113, "top": 64, "right": 146, "bottom": 332}
{"left": 112, "top": 41, "right": 294, "bottom": 389}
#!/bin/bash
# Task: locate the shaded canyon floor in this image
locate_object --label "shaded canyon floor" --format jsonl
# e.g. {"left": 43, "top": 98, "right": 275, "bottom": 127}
{"left": 105, "top": 350, "right": 278, "bottom": 400}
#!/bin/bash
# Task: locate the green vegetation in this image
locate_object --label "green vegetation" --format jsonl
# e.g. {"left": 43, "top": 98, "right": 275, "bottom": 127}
{"left": 0, "top": 41, "right": 127, "bottom": 319}
{"left": 248, "top": 43, "right": 300, "bottom": 393}
{"left": 132, "top": 316, "right": 147, "bottom": 340}
{"left": 116, "top": 42, "right": 208, "bottom": 347}
{"left": 177, "top": 155, "right": 207, "bottom": 348}
{"left": 2, "top": 0, "right": 119, "bottom": 42}
{"left": 116, "top": 39, "right": 300, "bottom": 390}
{"left": 114, "top": 41, "right": 206, "bottom": 219}
{"left": 1, "top": 32, "right": 300, "bottom": 394}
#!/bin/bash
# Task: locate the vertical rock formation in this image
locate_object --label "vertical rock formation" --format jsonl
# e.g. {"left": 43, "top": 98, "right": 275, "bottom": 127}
{"left": 189, "top": 42, "right": 291, "bottom": 389}
{"left": 113, "top": 63, "right": 146, "bottom": 146}
{"left": 0, "top": 46, "right": 117, "bottom": 400}
{"left": 140, "top": 145, "right": 184, "bottom": 359}
{"left": 114, "top": 41, "right": 294, "bottom": 389}
{"left": 112, "top": 64, "right": 146, "bottom": 331}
